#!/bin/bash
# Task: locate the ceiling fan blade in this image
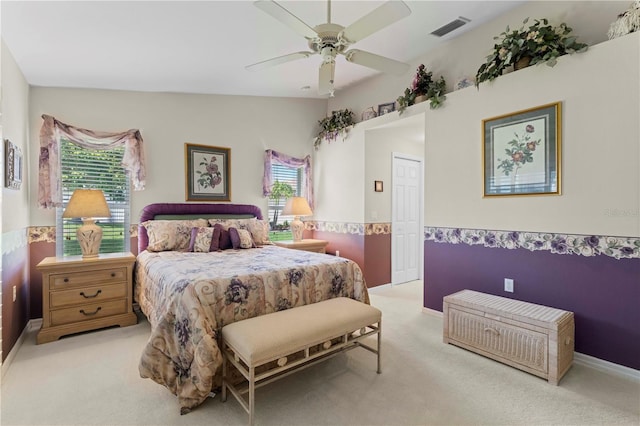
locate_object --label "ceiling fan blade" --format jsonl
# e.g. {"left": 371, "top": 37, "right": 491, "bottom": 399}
{"left": 344, "top": 49, "right": 409, "bottom": 75}
{"left": 254, "top": 0, "right": 318, "bottom": 40}
{"left": 341, "top": 1, "right": 411, "bottom": 44}
{"left": 318, "top": 61, "right": 335, "bottom": 95}
{"left": 246, "top": 51, "right": 315, "bottom": 72}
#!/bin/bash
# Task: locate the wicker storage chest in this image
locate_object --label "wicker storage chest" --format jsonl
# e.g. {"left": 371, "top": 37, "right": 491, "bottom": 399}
{"left": 443, "top": 290, "right": 574, "bottom": 385}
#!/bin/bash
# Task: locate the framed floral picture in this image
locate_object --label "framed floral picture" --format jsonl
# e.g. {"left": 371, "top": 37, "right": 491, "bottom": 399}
{"left": 483, "top": 102, "right": 561, "bottom": 197}
{"left": 185, "top": 143, "right": 231, "bottom": 201}
{"left": 5, "top": 139, "right": 22, "bottom": 190}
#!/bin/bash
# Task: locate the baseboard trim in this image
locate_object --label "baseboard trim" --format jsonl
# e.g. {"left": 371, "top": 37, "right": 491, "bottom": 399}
{"left": 1, "top": 319, "right": 41, "bottom": 379}
{"left": 422, "top": 307, "right": 443, "bottom": 317}
{"left": 420, "top": 307, "right": 639, "bottom": 382}
{"left": 573, "top": 352, "right": 640, "bottom": 382}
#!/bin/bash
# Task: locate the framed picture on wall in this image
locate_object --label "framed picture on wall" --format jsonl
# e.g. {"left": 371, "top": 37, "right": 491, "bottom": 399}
{"left": 185, "top": 143, "right": 231, "bottom": 201}
{"left": 5, "top": 139, "right": 22, "bottom": 190}
{"left": 483, "top": 102, "right": 562, "bottom": 197}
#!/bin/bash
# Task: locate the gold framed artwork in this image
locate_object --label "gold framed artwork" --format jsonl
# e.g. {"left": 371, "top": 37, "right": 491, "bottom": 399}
{"left": 483, "top": 102, "right": 562, "bottom": 197}
{"left": 5, "top": 139, "right": 22, "bottom": 190}
{"left": 185, "top": 143, "right": 231, "bottom": 201}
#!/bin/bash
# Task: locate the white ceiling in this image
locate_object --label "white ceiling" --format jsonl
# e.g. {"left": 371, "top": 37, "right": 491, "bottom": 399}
{"left": 1, "top": 1, "right": 525, "bottom": 99}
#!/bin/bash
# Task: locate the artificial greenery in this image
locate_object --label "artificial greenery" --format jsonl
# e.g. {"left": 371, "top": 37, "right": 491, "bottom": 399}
{"left": 475, "top": 18, "right": 588, "bottom": 87}
{"left": 314, "top": 109, "right": 355, "bottom": 149}
{"left": 396, "top": 64, "right": 447, "bottom": 114}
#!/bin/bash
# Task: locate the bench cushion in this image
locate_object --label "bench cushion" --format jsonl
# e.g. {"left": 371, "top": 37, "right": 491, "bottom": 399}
{"left": 222, "top": 297, "right": 381, "bottom": 365}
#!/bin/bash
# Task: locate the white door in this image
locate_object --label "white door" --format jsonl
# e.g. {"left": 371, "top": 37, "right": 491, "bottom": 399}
{"left": 392, "top": 154, "right": 423, "bottom": 285}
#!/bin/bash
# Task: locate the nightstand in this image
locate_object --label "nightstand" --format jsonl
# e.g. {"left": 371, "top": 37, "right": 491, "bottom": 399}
{"left": 273, "top": 239, "right": 328, "bottom": 254}
{"left": 36, "top": 252, "right": 137, "bottom": 344}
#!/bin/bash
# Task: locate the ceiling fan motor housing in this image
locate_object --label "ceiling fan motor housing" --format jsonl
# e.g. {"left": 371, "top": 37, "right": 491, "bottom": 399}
{"left": 309, "top": 23, "right": 348, "bottom": 57}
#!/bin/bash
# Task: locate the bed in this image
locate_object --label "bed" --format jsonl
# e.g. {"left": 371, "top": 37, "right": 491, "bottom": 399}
{"left": 134, "top": 203, "right": 369, "bottom": 413}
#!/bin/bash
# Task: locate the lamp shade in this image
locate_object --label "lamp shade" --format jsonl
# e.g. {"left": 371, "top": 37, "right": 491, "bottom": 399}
{"left": 282, "top": 197, "right": 312, "bottom": 217}
{"left": 63, "top": 189, "right": 111, "bottom": 219}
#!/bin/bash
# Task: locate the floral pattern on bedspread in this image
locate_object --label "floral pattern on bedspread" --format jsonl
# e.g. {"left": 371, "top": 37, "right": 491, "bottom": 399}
{"left": 134, "top": 245, "right": 368, "bottom": 412}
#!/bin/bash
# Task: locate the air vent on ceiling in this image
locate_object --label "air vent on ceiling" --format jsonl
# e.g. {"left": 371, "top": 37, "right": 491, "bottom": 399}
{"left": 431, "top": 16, "right": 471, "bottom": 37}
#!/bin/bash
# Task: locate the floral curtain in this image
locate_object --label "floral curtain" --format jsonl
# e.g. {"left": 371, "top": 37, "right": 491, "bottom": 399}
{"left": 38, "top": 114, "right": 146, "bottom": 209}
{"left": 262, "top": 149, "right": 314, "bottom": 210}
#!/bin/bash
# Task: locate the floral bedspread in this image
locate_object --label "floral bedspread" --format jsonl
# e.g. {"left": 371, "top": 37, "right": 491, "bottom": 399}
{"left": 134, "top": 245, "right": 369, "bottom": 412}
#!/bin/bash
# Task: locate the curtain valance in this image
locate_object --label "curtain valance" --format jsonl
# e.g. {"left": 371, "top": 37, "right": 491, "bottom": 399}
{"left": 262, "top": 149, "right": 314, "bottom": 210}
{"left": 38, "top": 114, "right": 146, "bottom": 209}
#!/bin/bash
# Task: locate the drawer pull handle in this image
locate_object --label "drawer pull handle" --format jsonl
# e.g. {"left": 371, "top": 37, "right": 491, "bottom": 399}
{"left": 80, "top": 307, "right": 102, "bottom": 316}
{"left": 80, "top": 290, "right": 102, "bottom": 299}
{"left": 63, "top": 278, "right": 69, "bottom": 283}
{"left": 484, "top": 327, "right": 500, "bottom": 336}
{"left": 111, "top": 273, "right": 116, "bottom": 278}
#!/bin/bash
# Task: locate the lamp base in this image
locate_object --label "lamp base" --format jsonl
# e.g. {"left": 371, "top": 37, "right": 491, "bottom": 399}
{"left": 291, "top": 216, "right": 304, "bottom": 242}
{"left": 77, "top": 219, "right": 103, "bottom": 258}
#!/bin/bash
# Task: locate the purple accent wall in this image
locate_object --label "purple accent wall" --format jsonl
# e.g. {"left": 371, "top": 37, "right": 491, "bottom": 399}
{"left": 2, "top": 245, "right": 30, "bottom": 361}
{"left": 424, "top": 240, "right": 640, "bottom": 370}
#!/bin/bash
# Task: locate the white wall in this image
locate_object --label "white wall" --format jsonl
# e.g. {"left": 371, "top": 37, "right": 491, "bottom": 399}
{"left": 28, "top": 88, "right": 327, "bottom": 225}
{"left": 423, "top": 32, "right": 639, "bottom": 237}
{"left": 1, "top": 40, "right": 30, "bottom": 233}
{"left": 364, "top": 117, "right": 424, "bottom": 223}
{"left": 328, "top": 1, "right": 628, "bottom": 118}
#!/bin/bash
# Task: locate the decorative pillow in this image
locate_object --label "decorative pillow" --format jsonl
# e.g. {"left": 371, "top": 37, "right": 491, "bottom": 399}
{"left": 188, "top": 227, "right": 215, "bottom": 252}
{"left": 209, "top": 226, "right": 222, "bottom": 251}
{"left": 214, "top": 223, "right": 233, "bottom": 250}
{"left": 143, "top": 219, "right": 208, "bottom": 252}
{"left": 229, "top": 227, "right": 254, "bottom": 249}
{"left": 208, "top": 218, "right": 271, "bottom": 246}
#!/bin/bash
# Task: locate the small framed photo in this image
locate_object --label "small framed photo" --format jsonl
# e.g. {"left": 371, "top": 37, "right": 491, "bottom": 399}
{"left": 374, "top": 181, "right": 383, "bottom": 192}
{"left": 5, "top": 139, "right": 22, "bottom": 190}
{"left": 378, "top": 102, "right": 396, "bottom": 116}
{"left": 483, "top": 102, "right": 561, "bottom": 197}
{"left": 185, "top": 143, "right": 231, "bottom": 201}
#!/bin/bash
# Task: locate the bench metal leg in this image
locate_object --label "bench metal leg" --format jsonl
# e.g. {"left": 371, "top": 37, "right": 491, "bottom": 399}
{"left": 249, "top": 366, "right": 255, "bottom": 426}
{"left": 377, "top": 319, "right": 382, "bottom": 374}
{"left": 222, "top": 346, "right": 228, "bottom": 402}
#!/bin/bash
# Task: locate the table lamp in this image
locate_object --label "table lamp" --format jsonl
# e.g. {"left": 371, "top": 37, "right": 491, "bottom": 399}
{"left": 282, "top": 196, "right": 312, "bottom": 242}
{"left": 62, "top": 189, "right": 111, "bottom": 258}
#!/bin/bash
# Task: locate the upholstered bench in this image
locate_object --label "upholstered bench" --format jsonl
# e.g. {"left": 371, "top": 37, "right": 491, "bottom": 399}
{"left": 221, "top": 297, "right": 382, "bottom": 425}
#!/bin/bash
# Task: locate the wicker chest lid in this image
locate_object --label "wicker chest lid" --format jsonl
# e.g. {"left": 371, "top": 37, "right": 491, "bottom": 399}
{"left": 444, "top": 290, "right": 573, "bottom": 330}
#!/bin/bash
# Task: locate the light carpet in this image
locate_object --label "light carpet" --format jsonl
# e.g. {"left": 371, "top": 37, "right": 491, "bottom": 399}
{"left": 1, "top": 280, "right": 638, "bottom": 425}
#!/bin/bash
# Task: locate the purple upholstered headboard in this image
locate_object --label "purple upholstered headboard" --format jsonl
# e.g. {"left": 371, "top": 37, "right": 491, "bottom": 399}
{"left": 137, "top": 203, "right": 263, "bottom": 253}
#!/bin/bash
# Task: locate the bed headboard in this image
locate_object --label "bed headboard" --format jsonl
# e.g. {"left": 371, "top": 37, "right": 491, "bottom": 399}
{"left": 137, "top": 203, "right": 264, "bottom": 253}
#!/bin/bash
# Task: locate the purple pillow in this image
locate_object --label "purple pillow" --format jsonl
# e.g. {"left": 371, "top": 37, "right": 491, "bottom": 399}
{"left": 229, "top": 227, "right": 255, "bottom": 249}
{"left": 209, "top": 226, "right": 222, "bottom": 251}
{"left": 214, "top": 223, "right": 232, "bottom": 250}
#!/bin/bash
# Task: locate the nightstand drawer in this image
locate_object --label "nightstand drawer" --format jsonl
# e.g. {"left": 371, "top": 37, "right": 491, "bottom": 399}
{"left": 51, "top": 299, "right": 128, "bottom": 326}
{"left": 50, "top": 267, "right": 127, "bottom": 290}
{"left": 50, "top": 283, "right": 127, "bottom": 308}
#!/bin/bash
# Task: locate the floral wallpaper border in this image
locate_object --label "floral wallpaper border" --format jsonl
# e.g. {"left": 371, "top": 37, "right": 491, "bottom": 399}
{"left": 424, "top": 226, "right": 639, "bottom": 260}
{"left": 305, "top": 221, "right": 391, "bottom": 236}
{"left": 2, "top": 228, "right": 28, "bottom": 255}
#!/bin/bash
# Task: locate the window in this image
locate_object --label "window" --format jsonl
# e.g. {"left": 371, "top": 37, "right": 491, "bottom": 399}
{"left": 56, "top": 139, "right": 130, "bottom": 256}
{"left": 268, "top": 163, "right": 303, "bottom": 240}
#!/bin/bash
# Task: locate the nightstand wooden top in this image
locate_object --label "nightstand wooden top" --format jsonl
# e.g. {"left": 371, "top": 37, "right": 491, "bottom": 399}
{"left": 37, "top": 252, "right": 135, "bottom": 269}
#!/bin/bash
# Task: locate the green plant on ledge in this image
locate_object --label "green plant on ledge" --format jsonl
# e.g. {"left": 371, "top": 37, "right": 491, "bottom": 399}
{"left": 396, "top": 64, "right": 447, "bottom": 115}
{"left": 475, "top": 18, "right": 588, "bottom": 87}
{"left": 314, "top": 109, "right": 355, "bottom": 150}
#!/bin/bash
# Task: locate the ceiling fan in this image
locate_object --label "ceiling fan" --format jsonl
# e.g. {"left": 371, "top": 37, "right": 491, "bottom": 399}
{"left": 247, "top": 0, "right": 412, "bottom": 96}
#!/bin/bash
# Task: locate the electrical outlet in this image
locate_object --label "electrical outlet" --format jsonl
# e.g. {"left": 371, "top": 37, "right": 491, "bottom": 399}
{"left": 504, "top": 278, "right": 514, "bottom": 293}
{"left": 335, "top": 250, "right": 340, "bottom": 257}
{"left": 13, "top": 285, "right": 17, "bottom": 302}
